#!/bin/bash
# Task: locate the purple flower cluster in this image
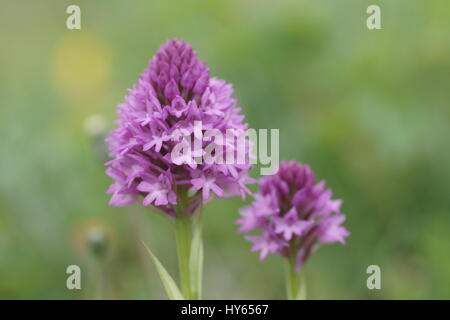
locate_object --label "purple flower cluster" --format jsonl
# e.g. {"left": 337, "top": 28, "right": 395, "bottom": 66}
{"left": 105, "top": 39, "right": 253, "bottom": 216}
{"left": 237, "top": 161, "right": 349, "bottom": 269}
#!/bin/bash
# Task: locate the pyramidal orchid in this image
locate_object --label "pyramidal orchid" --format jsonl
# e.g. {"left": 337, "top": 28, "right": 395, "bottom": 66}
{"left": 237, "top": 160, "right": 349, "bottom": 299}
{"left": 105, "top": 39, "right": 253, "bottom": 299}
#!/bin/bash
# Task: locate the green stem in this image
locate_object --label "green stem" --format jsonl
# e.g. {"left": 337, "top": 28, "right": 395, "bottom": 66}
{"left": 285, "top": 254, "right": 307, "bottom": 300}
{"left": 285, "top": 255, "right": 299, "bottom": 300}
{"left": 175, "top": 213, "right": 192, "bottom": 299}
{"left": 189, "top": 206, "right": 203, "bottom": 300}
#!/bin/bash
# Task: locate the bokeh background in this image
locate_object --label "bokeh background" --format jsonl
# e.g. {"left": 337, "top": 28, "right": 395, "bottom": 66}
{"left": 1, "top": 0, "right": 449, "bottom": 299}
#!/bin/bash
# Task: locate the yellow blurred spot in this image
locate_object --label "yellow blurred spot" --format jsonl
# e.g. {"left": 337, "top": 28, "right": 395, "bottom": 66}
{"left": 51, "top": 33, "right": 111, "bottom": 99}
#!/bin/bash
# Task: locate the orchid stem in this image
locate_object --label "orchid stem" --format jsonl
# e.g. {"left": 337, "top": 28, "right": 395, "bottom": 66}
{"left": 189, "top": 204, "right": 203, "bottom": 300}
{"left": 175, "top": 213, "right": 192, "bottom": 299}
{"left": 285, "top": 255, "right": 306, "bottom": 300}
{"left": 286, "top": 256, "right": 297, "bottom": 300}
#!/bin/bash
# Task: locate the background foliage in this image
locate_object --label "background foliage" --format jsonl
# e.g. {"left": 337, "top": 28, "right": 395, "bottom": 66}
{"left": 1, "top": 0, "right": 449, "bottom": 299}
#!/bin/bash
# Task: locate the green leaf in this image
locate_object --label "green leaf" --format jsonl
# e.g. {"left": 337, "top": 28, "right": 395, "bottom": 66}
{"left": 189, "top": 210, "right": 203, "bottom": 299}
{"left": 142, "top": 241, "right": 184, "bottom": 300}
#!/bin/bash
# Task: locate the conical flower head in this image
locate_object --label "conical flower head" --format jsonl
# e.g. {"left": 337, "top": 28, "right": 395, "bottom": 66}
{"left": 148, "top": 39, "right": 210, "bottom": 103}
{"left": 106, "top": 39, "right": 253, "bottom": 216}
{"left": 237, "top": 160, "right": 349, "bottom": 269}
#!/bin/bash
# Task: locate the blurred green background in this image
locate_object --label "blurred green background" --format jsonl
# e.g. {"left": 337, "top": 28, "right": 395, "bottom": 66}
{"left": 1, "top": 0, "right": 449, "bottom": 299}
